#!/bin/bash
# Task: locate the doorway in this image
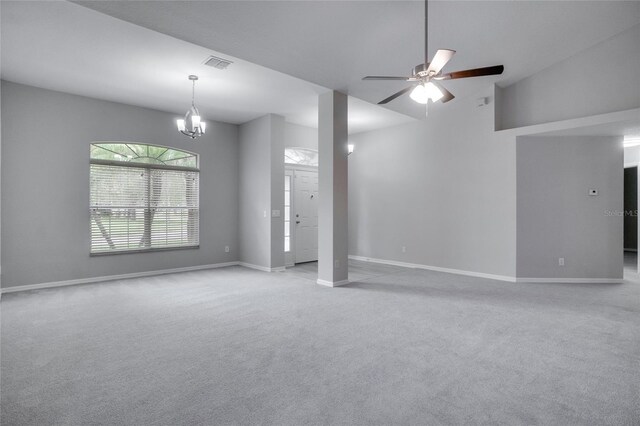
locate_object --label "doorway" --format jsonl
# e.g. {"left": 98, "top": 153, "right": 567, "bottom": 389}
{"left": 293, "top": 169, "right": 319, "bottom": 264}
{"left": 624, "top": 166, "right": 637, "bottom": 272}
{"left": 284, "top": 167, "right": 319, "bottom": 266}
{"left": 284, "top": 147, "right": 319, "bottom": 268}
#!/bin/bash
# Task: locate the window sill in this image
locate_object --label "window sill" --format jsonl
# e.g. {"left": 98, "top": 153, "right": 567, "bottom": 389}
{"left": 90, "top": 245, "right": 200, "bottom": 256}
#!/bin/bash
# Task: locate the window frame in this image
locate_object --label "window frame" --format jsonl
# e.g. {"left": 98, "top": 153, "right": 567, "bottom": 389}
{"left": 89, "top": 142, "right": 200, "bottom": 256}
{"left": 284, "top": 174, "right": 292, "bottom": 253}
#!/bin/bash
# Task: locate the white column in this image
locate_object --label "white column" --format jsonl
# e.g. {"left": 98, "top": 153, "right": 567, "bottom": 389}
{"left": 317, "top": 91, "right": 349, "bottom": 287}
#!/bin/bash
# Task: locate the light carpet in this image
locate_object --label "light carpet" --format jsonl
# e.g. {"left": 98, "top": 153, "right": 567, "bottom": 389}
{"left": 2, "top": 262, "right": 639, "bottom": 425}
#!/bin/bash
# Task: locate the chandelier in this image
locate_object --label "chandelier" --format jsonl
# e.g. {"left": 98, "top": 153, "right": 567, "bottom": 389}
{"left": 177, "top": 75, "right": 206, "bottom": 139}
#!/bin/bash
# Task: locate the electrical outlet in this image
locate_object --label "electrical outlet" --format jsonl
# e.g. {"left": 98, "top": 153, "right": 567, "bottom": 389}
{"left": 225, "top": 246, "right": 230, "bottom": 253}
{"left": 263, "top": 210, "right": 267, "bottom": 218}
{"left": 402, "top": 246, "right": 406, "bottom": 253}
{"left": 559, "top": 257, "right": 565, "bottom": 266}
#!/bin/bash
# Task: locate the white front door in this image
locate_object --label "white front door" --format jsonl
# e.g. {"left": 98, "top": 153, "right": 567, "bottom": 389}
{"left": 294, "top": 169, "right": 318, "bottom": 263}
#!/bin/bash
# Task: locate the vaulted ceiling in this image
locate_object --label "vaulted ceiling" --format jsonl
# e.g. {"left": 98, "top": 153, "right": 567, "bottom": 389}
{"left": 2, "top": 1, "right": 639, "bottom": 132}
{"left": 0, "top": 1, "right": 413, "bottom": 133}
{"left": 74, "top": 0, "right": 640, "bottom": 118}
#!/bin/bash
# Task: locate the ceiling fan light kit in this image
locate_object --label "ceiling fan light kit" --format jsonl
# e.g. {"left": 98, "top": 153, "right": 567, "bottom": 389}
{"left": 177, "top": 75, "right": 206, "bottom": 139}
{"left": 362, "top": 0, "right": 504, "bottom": 115}
{"left": 410, "top": 82, "right": 444, "bottom": 104}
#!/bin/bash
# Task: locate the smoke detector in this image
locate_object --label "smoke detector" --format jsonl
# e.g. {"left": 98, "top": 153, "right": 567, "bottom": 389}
{"left": 203, "top": 55, "right": 233, "bottom": 70}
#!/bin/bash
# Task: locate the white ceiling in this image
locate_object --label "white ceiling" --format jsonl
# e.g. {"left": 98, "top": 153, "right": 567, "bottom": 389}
{"left": 2, "top": 1, "right": 639, "bottom": 132}
{"left": 73, "top": 0, "right": 640, "bottom": 119}
{"left": 0, "top": 1, "right": 414, "bottom": 134}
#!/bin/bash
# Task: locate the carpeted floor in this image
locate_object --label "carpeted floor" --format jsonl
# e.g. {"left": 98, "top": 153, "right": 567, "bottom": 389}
{"left": 1, "top": 260, "right": 639, "bottom": 425}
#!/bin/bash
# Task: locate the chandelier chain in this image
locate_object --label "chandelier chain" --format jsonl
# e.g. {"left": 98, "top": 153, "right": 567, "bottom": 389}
{"left": 192, "top": 79, "right": 196, "bottom": 107}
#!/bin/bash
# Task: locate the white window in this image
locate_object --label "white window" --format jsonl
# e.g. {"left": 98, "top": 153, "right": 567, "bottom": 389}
{"left": 284, "top": 147, "right": 318, "bottom": 167}
{"left": 90, "top": 143, "right": 199, "bottom": 254}
{"left": 284, "top": 175, "right": 291, "bottom": 252}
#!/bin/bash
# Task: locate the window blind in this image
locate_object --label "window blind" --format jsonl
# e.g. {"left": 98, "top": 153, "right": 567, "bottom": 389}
{"left": 90, "top": 164, "right": 199, "bottom": 254}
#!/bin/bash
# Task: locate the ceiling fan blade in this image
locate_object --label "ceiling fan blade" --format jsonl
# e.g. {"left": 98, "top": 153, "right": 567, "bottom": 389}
{"left": 378, "top": 86, "right": 413, "bottom": 105}
{"left": 436, "top": 65, "right": 504, "bottom": 80}
{"left": 363, "top": 76, "right": 410, "bottom": 81}
{"left": 426, "top": 49, "right": 456, "bottom": 75}
{"left": 432, "top": 82, "right": 455, "bottom": 103}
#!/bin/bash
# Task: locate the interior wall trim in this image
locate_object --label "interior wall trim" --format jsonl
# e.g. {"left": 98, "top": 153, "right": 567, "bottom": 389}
{"left": 514, "top": 277, "right": 623, "bottom": 284}
{"left": 496, "top": 107, "right": 640, "bottom": 136}
{"left": 316, "top": 278, "right": 350, "bottom": 287}
{"left": 349, "top": 255, "right": 623, "bottom": 284}
{"left": 348, "top": 255, "right": 516, "bottom": 282}
{"left": 239, "top": 262, "right": 285, "bottom": 273}
{"left": 0, "top": 262, "right": 240, "bottom": 294}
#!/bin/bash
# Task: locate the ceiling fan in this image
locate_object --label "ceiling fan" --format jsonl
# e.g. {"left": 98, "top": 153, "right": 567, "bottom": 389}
{"left": 362, "top": 0, "right": 504, "bottom": 115}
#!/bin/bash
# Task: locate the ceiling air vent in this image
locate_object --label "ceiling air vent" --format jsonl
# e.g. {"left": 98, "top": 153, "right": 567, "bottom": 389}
{"left": 203, "top": 55, "right": 233, "bottom": 70}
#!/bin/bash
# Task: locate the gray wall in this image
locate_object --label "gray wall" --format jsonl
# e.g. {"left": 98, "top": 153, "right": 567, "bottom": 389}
{"left": 239, "top": 115, "right": 271, "bottom": 268}
{"left": 1, "top": 81, "right": 239, "bottom": 288}
{"left": 499, "top": 24, "right": 640, "bottom": 130}
{"left": 270, "top": 116, "right": 285, "bottom": 269}
{"left": 0, "top": 80, "right": 3, "bottom": 287}
{"left": 238, "top": 114, "right": 285, "bottom": 269}
{"left": 284, "top": 122, "right": 317, "bottom": 150}
{"left": 348, "top": 87, "right": 517, "bottom": 278}
{"left": 516, "top": 136, "right": 623, "bottom": 279}
{"left": 624, "top": 167, "right": 637, "bottom": 250}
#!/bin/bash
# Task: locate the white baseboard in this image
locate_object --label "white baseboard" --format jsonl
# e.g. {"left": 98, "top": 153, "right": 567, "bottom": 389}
{"left": 0, "top": 261, "right": 240, "bottom": 294}
{"left": 515, "top": 277, "right": 623, "bottom": 284}
{"left": 349, "top": 255, "right": 419, "bottom": 270}
{"left": 348, "top": 255, "right": 517, "bottom": 282}
{"left": 239, "top": 263, "right": 285, "bottom": 273}
{"left": 316, "top": 278, "right": 350, "bottom": 287}
{"left": 349, "top": 255, "right": 624, "bottom": 284}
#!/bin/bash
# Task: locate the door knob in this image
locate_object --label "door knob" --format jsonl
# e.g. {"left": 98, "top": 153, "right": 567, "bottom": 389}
{"left": 296, "top": 221, "right": 301, "bottom": 224}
